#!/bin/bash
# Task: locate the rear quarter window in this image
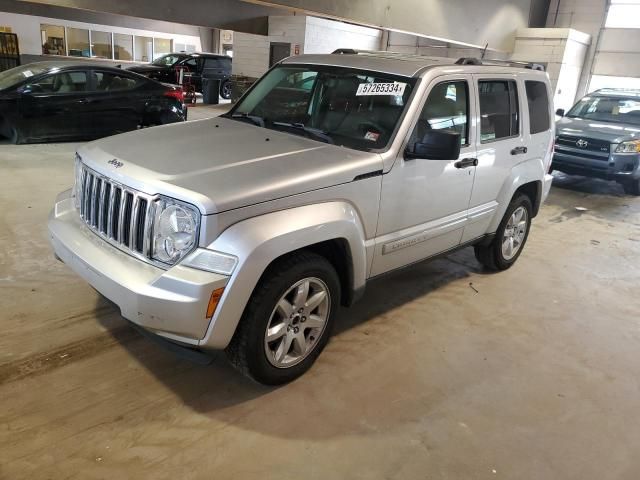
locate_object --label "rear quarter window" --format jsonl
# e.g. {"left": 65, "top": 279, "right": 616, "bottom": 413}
{"left": 525, "top": 81, "right": 550, "bottom": 134}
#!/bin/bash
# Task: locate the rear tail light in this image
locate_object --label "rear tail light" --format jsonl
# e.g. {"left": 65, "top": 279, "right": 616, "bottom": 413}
{"left": 164, "top": 89, "right": 184, "bottom": 103}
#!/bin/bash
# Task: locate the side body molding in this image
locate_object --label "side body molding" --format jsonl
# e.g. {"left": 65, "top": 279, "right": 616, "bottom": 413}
{"left": 198, "top": 201, "right": 369, "bottom": 349}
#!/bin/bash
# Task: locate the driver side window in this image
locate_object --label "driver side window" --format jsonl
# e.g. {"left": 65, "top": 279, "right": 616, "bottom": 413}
{"left": 27, "top": 71, "right": 88, "bottom": 94}
{"left": 409, "top": 80, "right": 469, "bottom": 147}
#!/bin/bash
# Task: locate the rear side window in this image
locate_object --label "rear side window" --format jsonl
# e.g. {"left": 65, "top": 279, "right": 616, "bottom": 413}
{"left": 525, "top": 81, "right": 550, "bottom": 134}
{"left": 479, "top": 80, "right": 519, "bottom": 142}
{"left": 94, "top": 72, "right": 142, "bottom": 92}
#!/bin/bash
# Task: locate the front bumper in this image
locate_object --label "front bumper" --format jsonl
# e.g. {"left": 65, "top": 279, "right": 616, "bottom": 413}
{"left": 48, "top": 189, "right": 229, "bottom": 345}
{"left": 552, "top": 152, "right": 640, "bottom": 182}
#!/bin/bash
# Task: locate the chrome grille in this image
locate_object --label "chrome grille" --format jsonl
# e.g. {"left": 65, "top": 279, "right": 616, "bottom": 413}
{"left": 76, "top": 163, "right": 154, "bottom": 258}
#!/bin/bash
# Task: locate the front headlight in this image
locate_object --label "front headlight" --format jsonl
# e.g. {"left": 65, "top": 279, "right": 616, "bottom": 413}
{"left": 615, "top": 140, "right": 640, "bottom": 153}
{"left": 151, "top": 197, "right": 200, "bottom": 264}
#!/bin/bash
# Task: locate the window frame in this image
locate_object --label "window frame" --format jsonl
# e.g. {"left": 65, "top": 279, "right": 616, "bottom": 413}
{"left": 478, "top": 78, "right": 521, "bottom": 144}
{"left": 408, "top": 79, "right": 472, "bottom": 149}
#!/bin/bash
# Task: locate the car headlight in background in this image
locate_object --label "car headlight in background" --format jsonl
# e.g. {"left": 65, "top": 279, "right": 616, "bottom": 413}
{"left": 615, "top": 140, "right": 640, "bottom": 153}
{"left": 152, "top": 197, "right": 200, "bottom": 264}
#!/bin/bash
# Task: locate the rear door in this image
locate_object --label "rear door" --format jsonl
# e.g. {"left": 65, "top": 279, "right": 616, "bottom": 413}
{"left": 86, "top": 70, "right": 148, "bottom": 135}
{"left": 462, "top": 74, "right": 526, "bottom": 242}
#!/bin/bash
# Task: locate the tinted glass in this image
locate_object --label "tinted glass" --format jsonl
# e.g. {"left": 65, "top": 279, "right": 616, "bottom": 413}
{"left": 567, "top": 95, "right": 640, "bottom": 126}
{"left": 525, "top": 81, "right": 550, "bottom": 134}
{"left": 479, "top": 80, "right": 519, "bottom": 142}
{"left": 94, "top": 72, "right": 142, "bottom": 91}
{"left": 231, "top": 65, "right": 415, "bottom": 152}
{"left": 410, "top": 81, "right": 469, "bottom": 147}
{"left": 204, "top": 58, "right": 220, "bottom": 69}
{"left": 29, "top": 71, "right": 88, "bottom": 93}
{"left": 152, "top": 54, "right": 184, "bottom": 66}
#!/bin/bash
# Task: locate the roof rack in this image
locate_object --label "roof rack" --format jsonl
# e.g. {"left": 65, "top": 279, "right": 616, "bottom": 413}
{"left": 455, "top": 57, "right": 546, "bottom": 71}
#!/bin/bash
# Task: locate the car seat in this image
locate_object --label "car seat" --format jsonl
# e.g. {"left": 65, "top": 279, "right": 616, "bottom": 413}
{"left": 54, "top": 73, "right": 74, "bottom": 93}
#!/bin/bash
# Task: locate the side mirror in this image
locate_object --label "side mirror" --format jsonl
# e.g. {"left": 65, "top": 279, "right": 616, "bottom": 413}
{"left": 555, "top": 108, "right": 565, "bottom": 117}
{"left": 405, "top": 130, "right": 461, "bottom": 160}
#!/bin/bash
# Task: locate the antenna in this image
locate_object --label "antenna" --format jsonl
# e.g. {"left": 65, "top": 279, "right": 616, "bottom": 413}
{"left": 481, "top": 43, "right": 489, "bottom": 60}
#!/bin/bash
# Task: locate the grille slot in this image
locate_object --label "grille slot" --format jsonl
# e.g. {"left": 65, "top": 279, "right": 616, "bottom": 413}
{"left": 76, "top": 164, "right": 153, "bottom": 258}
{"left": 556, "top": 136, "right": 611, "bottom": 155}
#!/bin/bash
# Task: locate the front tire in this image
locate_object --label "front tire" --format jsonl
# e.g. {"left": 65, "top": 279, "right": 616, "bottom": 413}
{"left": 226, "top": 251, "right": 340, "bottom": 385}
{"left": 474, "top": 194, "right": 533, "bottom": 271}
{"left": 622, "top": 178, "right": 640, "bottom": 196}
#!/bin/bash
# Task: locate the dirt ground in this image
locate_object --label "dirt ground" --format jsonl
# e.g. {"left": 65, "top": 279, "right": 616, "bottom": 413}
{"left": 1, "top": 113, "right": 639, "bottom": 479}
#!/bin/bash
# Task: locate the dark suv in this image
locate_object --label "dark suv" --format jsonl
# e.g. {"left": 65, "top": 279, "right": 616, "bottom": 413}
{"left": 553, "top": 89, "right": 640, "bottom": 195}
{"left": 128, "top": 53, "right": 232, "bottom": 99}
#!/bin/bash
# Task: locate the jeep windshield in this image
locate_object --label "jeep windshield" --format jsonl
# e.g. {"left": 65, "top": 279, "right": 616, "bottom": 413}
{"left": 567, "top": 95, "right": 640, "bottom": 126}
{"left": 226, "top": 65, "right": 417, "bottom": 151}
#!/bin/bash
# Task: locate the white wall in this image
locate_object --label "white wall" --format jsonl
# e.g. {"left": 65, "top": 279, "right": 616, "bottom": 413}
{"left": 386, "top": 31, "right": 510, "bottom": 60}
{"left": 512, "top": 28, "right": 591, "bottom": 111}
{"left": 232, "top": 15, "right": 382, "bottom": 78}
{"left": 0, "top": 11, "right": 201, "bottom": 59}
{"left": 231, "top": 32, "right": 271, "bottom": 78}
{"left": 546, "top": 0, "right": 607, "bottom": 98}
{"left": 302, "top": 16, "right": 381, "bottom": 54}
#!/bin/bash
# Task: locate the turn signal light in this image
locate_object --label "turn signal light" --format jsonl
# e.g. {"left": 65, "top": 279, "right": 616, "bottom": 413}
{"left": 206, "top": 288, "right": 225, "bottom": 319}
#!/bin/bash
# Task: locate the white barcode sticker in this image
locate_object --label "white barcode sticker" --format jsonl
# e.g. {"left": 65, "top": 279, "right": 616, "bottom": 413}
{"left": 356, "top": 82, "right": 406, "bottom": 96}
{"left": 22, "top": 70, "right": 33, "bottom": 78}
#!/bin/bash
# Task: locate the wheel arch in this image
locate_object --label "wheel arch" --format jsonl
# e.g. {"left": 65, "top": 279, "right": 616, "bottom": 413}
{"left": 198, "top": 202, "right": 368, "bottom": 349}
{"left": 489, "top": 159, "right": 545, "bottom": 232}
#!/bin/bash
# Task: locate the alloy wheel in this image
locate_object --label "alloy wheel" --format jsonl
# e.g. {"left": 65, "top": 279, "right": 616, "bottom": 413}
{"left": 264, "top": 277, "right": 330, "bottom": 368}
{"left": 502, "top": 206, "right": 528, "bottom": 260}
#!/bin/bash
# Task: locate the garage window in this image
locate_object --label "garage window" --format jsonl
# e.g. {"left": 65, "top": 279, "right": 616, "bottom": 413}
{"left": 114, "top": 34, "right": 133, "bottom": 61}
{"left": 479, "top": 80, "right": 519, "bottom": 142}
{"left": 67, "top": 28, "right": 90, "bottom": 57}
{"left": 40, "top": 24, "right": 65, "bottom": 56}
{"left": 91, "top": 31, "right": 112, "bottom": 59}
{"left": 525, "top": 81, "right": 550, "bottom": 134}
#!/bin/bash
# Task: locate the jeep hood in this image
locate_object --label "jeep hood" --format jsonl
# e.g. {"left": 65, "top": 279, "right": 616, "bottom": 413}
{"left": 79, "top": 117, "right": 383, "bottom": 214}
{"left": 557, "top": 116, "right": 640, "bottom": 143}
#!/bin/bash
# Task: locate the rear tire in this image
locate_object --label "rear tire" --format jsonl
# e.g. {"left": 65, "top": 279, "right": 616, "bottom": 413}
{"left": 474, "top": 194, "right": 533, "bottom": 271}
{"left": 622, "top": 179, "right": 640, "bottom": 196}
{"left": 226, "top": 251, "right": 340, "bottom": 385}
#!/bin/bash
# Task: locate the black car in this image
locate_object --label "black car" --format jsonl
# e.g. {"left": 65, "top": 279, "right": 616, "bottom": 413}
{"left": 0, "top": 62, "right": 187, "bottom": 144}
{"left": 128, "top": 53, "right": 232, "bottom": 99}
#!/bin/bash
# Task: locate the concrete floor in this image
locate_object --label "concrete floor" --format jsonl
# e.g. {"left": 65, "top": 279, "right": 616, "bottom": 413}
{"left": 1, "top": 109, "right": 640, "bottom": 479}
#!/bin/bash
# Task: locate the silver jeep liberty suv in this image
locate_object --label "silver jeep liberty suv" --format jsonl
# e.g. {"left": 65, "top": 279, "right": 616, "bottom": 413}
{"left": 49, "top": 51, "right": 554, "bottom": 384}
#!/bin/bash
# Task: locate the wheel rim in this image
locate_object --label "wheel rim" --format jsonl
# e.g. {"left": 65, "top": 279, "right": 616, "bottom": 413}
{"left": 264, "top": 277, "right": 330, "bottom": 368}
{"left": 502, "top": 206, "right": 528, "bottom": 261}
{"left": 222, "top": 82, "right": 231, "bottom": 98}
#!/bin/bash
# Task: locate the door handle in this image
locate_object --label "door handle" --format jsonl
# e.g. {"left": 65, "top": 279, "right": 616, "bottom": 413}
{"left": 454, "top": 158, "right": 478, "bottom": 169}
{"left": 511, "top": 146, "right": 528, "bottom": 155}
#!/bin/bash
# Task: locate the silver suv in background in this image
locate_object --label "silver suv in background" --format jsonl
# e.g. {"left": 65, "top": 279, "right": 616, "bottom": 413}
{"left": 553, "top": 89, "right": 640, "bottom": 195}
{"left": 49, "top": 52, "right": 554, "bottom": 384}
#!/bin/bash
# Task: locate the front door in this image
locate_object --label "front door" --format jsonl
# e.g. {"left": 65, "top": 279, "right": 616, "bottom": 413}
{"left": 19, "top": 70, "right": 90, "bottom": 140}
{"left": 371, "top": 76, "right": 477, "bottom": 276}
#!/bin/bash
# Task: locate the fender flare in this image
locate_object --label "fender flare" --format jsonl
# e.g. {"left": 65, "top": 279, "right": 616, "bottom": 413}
{"left": 198, "top": 201, "right": 368, "bottom": 349}
{"left": 488, "top": 159, "right": 544, "bottom": 233}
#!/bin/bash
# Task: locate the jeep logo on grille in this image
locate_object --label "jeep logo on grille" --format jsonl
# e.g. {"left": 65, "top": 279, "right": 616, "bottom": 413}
{"left": 108, "top": 159, "right": 124, "bottom": 168}
{"left": 576, "top": 139, "right": 589, "bottom": 148}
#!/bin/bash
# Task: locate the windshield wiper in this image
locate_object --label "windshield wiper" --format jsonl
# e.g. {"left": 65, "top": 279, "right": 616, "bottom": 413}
{"left": 226, "top": 113, "right": 266, "bottom": 127}
{"left": 270, "top": 122, "right": 334, "bottom": 144}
